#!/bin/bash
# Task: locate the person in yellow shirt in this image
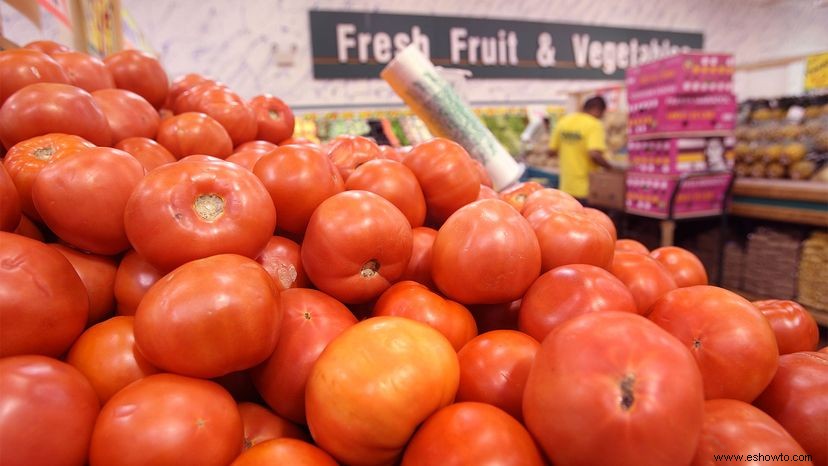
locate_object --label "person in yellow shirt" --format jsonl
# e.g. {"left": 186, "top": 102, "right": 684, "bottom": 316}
{"left": 548, "top": 96, "right": 615, "bottom": 200}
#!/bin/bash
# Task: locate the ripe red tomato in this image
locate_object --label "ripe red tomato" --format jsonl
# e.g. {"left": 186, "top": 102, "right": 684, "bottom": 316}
{"left": 477, "top": 184, "right": 498, "bottom": 200}
{"left": 236, "top": 139, "right": 278, "bottom": 153}
{"left": 113, "top": 249, "right": 163, "bottom": 316}
{"left": 195, "top": 86, "right": 258, "bottom": 146}
{"left": 650, "top": 246, "right": 708, "bottom": 287}
{"left": 400, "top": 226, "right": 438, "bottom": 289}
{"left": 615, "top": 238, "right": 650, "bottom": 254}
{"left": 456, "top": 330, "right": 539, "bottom": 421}
{"left": 527, "top": 208, "right": 615, "bottom": 272}
{"left": 306, "top": 316, "right": 459, "bottom": 466}
{"left": 155, "top": 111, "right": 234, "bottom": 159}
{"left": 124, "top": 158, "right": 276, "bottom": 272}
{"left": 49, "top": 243, "right": 117, "bottom": 325}
{"left": 256, "top": 236, "right": 310, "bottom": 291}
{"left": 0, "top": 355, "right": 99, "bottom": 466}
{"left": 51, "top": 51, "right": 115, "bottom": 92}
{"left": 523, "top": 311, "right": 705, "bottom": 466}
{"left": 378, "top": 145, "right": 405, "bottom": 162}
{"left": 499, "top": 181, "right": 544, "bottom": 211}
{"left": 253, "top": 144, "right": 344, "bottom": 235}
{"left": 135, "top": 254, "right": 281, "bottom": 378}
{"left": 23, "top": 40, "right": 70, "bottom": 55}
{"left": 14, "top": 214, "right": 44, "bottom": 241}
{"left": 432, "top": 199, "right": 541, "bottom": 304}
{"left": 519, "top": 264, "right": 638, "bottom": 342}
{"left": 469, "top": 300, "right": 522, "bottom": 333}
{"left": 0, "top": 162, "right": 21, "bottom": 231}
{"left": 301, "top": 191, "right": 413, "bottom": 304}
{"left": 327, "top": 135, "right": 381, "bottom": 181}
{"left": 373, "top": 281, "right": 478, "bottom": 351}
{"left": 232, "top": 438, "right": 338, "bottom": 466}
{"left": 114, "top": 136, "right": 176, "bottom": 171}
{"left": 92, "top": 88, "right": 160, "bottom": 143}
{"left": 104, "top": 49, "right": 169, "bottom": 108}
{"left": 172, "top": 80, "right": 222, "bottom": 113}
{"left": 521, "top": 188, "right": 583, "bottom": 217}
{"left": 582, "top": 207, "right": 617, "bottom": 241}
{"left": 165, "top": 73, "right": 214, "bottom": 109}
{"left": 0, "top": 83, "right": 112, "bottom": 149}
{"left": 404, "top": 138, "right": 480, "bottom": 224}
{"left": 227, "top": 148, "right": 269, "bottom": 171}
{"left": 649, "top": 286, "right": 778, "bottom": 402}
{"left": 346, "top": 159, "right": 426, "bottom": 227}
{"left": 0, "top": 49, "right": 68, "bottom": 105}
{"left": 610, "top": 251, "right": 678, "bottom": 314}
{"left": 753, "top": 299, "right": 820, "bottom": 354}
{"left": 238, "top": 402, "right": 309, "bottom": 449}
{"left": 89, "top": 373, "right": 244, "bottom": 466}
{"left": 249, "top": 94, "right": 295, "bottom": 144}
{"left": 252, "top": 288, "right": 357, "bottom": 424}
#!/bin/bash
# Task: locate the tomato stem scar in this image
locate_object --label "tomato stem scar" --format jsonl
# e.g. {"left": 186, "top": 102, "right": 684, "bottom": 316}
{"left": 620, "top": 374, "right": 635, "bottom": 410}
{"left": 194, "top": 193, "right": 224, "bottom": 222}
{"left": 360, "top": 259, "right": 380, "bottom": 278}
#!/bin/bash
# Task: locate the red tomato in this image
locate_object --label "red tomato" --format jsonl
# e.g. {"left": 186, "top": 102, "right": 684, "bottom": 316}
{"left": 0, "top": 162, "right": 21, "bottom": 231}
{"left": 226, "top": 148, "right": 268, "bottom": 171}
{"left": 249, "top": 94, "right": 295, "bottom": 144}
{"left": 378, "top": 145, "right": 404, "bottom": 162}
{"left": 400, "top": 226, "right": 438, "bottom": 289}
{"left": 301, "top": 191, "right": 413, "bottom": 304}
{"left": 523, "top": 311, "right": 705, "bottom": 466}
{"left": 236, "top": 139, "right": 278, "bottom": 153}
{"left": 33, "top": 147, "right": 144, "bottom": 255}
{"left": 51, "top": 51, "right": 115, "bottom": 92}
{"left": 691, "top": 399, "right": 813, "bottom": 466}
{"left": 253, "top": 144, "right": 344, "bottom": 235}
{"left": 649, "top": 286, "right": 778, "bottom": 402}
{"left": 616, "top": 238, "right": 650, "bottom": 254}
{"left": 404, "top": 138, "right": 480, "bottom": 224}
{"left": 14, "top": 214, "right": 44, "bottom": 241}
{"left": 610, "top": 251, "right": 678, "bottom": 314}
{"left": 0, "top": 355, "right": 99, "bottom": 466}
{"left": 49, "top": 243, "right": 117, "bottom": 325}
{"left": 114, "top": 136, "right": 176, "bottom": 171}
{"left": 527, "top": 208, "right": 615, "bottom": 272}
{"left": 306, "top": 316, "right": 459, "bottom": 466}
{"left": 92, "top": 88, "right": 160, "bottom": 143}
{"left": 346, "top": 159, "right": 427, "bottom": 228}
{"left": 22, "top": 40, "right": 70, "bottom": 55}
{"left": 470, "top": 158, "right": 493, "bottom": 188}
{"left": 753, "top": 299, "right": 820, "bottom": 354}
{"left": 521, "top": 188, "right": 583, "bottom": 217}
{"left": 89, "top": 373, "right": 244, "bottom": 466}
{"left": 238, "top": 402, "right": 309, "bottom": 449}
{"left": 327, "top": 135, "right": 381, "bottom": 181}
{"left": 469, "top": 300, "right": 522, "bottom": 333}
{"left": 65, "top": 316, "right": 159, "bottom": 403}
{"left": 582, "top": 207, "right": 618, "bottom": 241}
{"left": 155, "top": 111, "right": 234, "bottom": 159}
{"left": 433, "top": 199, "right": 541, "bottom": 304}
{"left": 519, "top": 264, "right": 638, "bottom": 342}
{"left": 165, "top": 73, "right": 214, "bottom": 109}
{"left": 456, "top": 330, "right": 539, "bottom": 421}
{"left": 172, "top": 80, "right": 222, "bottom": 114}
{"left": 477, "top": 184, "right": 498, "bottom": 200}
{"left": 232, "top": 438, "right": 338, "bottom": 466}
{"left": 754, "top": 352, "right": 828, "bottom": 466}
{"left": 0, "top": 83, "right": 112, "bottom": 149}
{"left": 0, "top": 232, "right": 88, "bottom": 357}
{"left": 0, "top": 49, "right": 68, "bottom": 105}
{"left": 252, "top": 288, "right": 357, "bottom": 424}
{"left": 650, "top": 246, "right": 708, "bottom": 287}
{"left": 195, "top": 87, "right": 258, "bottom": 146}
{"left": 256, "top": 236, "right": 310, "bottom": 291}
{"left": 124, "top": 158, "right": 276, "bottom": 272}
{"left": 280, "top": 136, "right": 316, "bottom": 146}
{"left": 499, "top": 181, "right": 544, "bottom": 211}
{"left": 135, "top": 254, "right": 281, "bottom": 378}
{"left": 113, "top": 249, "right": 163, "bottom": 316}
{"left": 104, "top": 49, "right": 169, "bottom": 108}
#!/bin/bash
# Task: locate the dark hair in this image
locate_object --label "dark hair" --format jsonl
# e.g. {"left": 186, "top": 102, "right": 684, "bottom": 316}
{"left": 583, "top": 96, "right": 607, "bottom": 113}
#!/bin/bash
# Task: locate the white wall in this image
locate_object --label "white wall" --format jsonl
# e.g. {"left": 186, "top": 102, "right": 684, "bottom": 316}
{"left": 3, "top": 0, "right": 827, "bottom": 110}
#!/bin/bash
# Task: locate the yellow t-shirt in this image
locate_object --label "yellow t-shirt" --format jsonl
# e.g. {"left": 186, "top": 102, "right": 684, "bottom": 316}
{"left": 548, "top": 112, "right": 607, "bottom": 199}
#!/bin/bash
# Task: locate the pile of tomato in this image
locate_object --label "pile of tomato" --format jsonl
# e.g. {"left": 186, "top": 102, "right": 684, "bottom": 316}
{"left": 1, "top": 40, "right": 826, "bottom": 466}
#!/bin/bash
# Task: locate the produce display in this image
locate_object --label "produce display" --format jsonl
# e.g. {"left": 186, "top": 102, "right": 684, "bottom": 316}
{"left": 1, "top": 40, "right": 827, "bottom": 466}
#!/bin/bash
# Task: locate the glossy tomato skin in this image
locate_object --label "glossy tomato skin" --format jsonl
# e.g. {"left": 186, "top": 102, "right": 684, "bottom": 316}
{"left": 252, "top": 288, "right": 357, "bottom": 424}
{"left": 226, "top": 148, "right": 268, "bottom": 171}
{"left": 499, "top": 181, "right": 544, "bottom": 211}
{"left": 477, "top": 184, "right": 498, "bottom": 200}
{"left": 22, "top": 40, "right": 70, "bottom": 55}
{"left": 195, "top": 86, "right": 258, "bottom": 146}
{"left": 301, "top": 191, "right": 413, "bottom": 304}
{"left": 610, "top": 251, "right": 678, "bottom": 314}
{"left": 165, "top": 73, "right": 214, "bottom": 109}
{"left": 753, "top": 300, "right": 820, "bottom": 354}
{"left": 114, "top": 136, "right": 176, "bottom": 171}
{"left": 527, "top": 208, "right": 615, "bottom": 272}
{"left": 124, "top": 158, "right": 276, "bottom": 272}
{"left": 0, "top": 355, "right": 100, "bottom": 466}
{"left": 238, "top": 402, "right": 309, "bottom": 449}
{"left": 615, "top": 238, "right": 650, "bottom": 254}
{"left": 432, "top": 199, "right": 541, "bottom": 305}
{"left": 402, "top": 402, "right": 546, "bottom": 466}
{"left": 519, "top": 264, "right": 638, "bottom": 342}
{"left": 0, "top": 162, "right": 21, "bottom": 231}
{"left": 327, "top": 135, "right": 381, "bottom": 181}
{"left": 92, "top": 88, "right": 160, "bottom": 143}
{"left": 306, "top": 316, "right": 459, "bottom": 466}
{"left": 0, "top": 83, "right": 112, "bottom": 149}
{"left": 155, "top": 111, "right": 234, "bottom": 159}
{"left": 256, "top": 236, "right": 310, "bottom": 291}
{"left": 113, "top": 249, "right": 163, "bottom": 315}
{"left": 399, "top": 226, "right": 438, "bottom": 289}
{"left": 249, "top": 94, "right": 295, "bottom": 144}
{"left": 49, "top": 243, "right": 117, "bottom": 325}
{"left": 650, "top": 246, "right": 708, "bottom": 287}
{"left": 231, "top": 438, "right": 338, "bottom": 466}
{"left": 0, "top": 232, "right": 88, "bottom": 357}
{"left": 649, "top": 286, "right": 778, "bottom": 402}
{"left": 521, "top": 188, "right": 583, "bottom": 217}
{"left": 236, "top": 139, "right": 278, "bottom": 153}
{"left": 0, "top": 49, "right": 69, "bottom": 105}
{"left": 51, "top": 51, "right": 115, "bottom": 92}
{"left": 89, "top": 373, "right": 244, "bottom": 466}
{"left": 104, "top": 49, "right": 169, "bottom": 108}
{"left": 523, "top": 312, "right": 705, "bottom": 466}
{"left": 346, "top": 159, "right": 426, "bottom": 228}
{"left": 582, "top": 207, "right": 617, "bottom": 241}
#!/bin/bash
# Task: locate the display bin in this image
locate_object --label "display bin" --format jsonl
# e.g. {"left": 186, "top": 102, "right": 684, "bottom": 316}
{"left": 628, "top": 136, "right": 736, "bottom": 174}
{"left": 625, "top": 171, "right": 734, "bottom": 219}
{"left": 588, "top": 170, "right": 626, "bottom": 209}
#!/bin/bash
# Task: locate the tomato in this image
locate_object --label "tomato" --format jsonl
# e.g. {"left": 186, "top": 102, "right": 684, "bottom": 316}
{"left": 327, "top": 135, "right": 381, "bottom": 181}
{"left": 582, "top": 207, "right": 617, "bottom": 241}
{"left": 610, "top": 251, "right": 678, "bottom": 314}
{"left": 378, "top": 145, "right": 405, "bottom": 162}
{"left": 753, "top": 299, "right": 820, "bottom": 354}
{"left": 523, "top": 311, "right": 705, "bottom": 466}
{"left": 754, "top": 352, "right": 828, "bottom": 466}
{"left": 252, "top": 288, "right": 357, "bottom": 424}
{"left": 89, "top": 373, "right": 244, "bottom": 466}
{"left": 135, "top": 254, "right": 281, "bottom": 378}
{"left": 227, "top": 148, "right": 269, "bottom": 171}
{"left": 249, "top": 94, "right": 295, "bottom": 144}
{"left": 403, "top": 138, "right": 479, "bottom": 224}
{"left": 469, "top": 300, "right": 522, "bottom": 333}
{"left": 280, "top": 136, "right": 316, "bottom": 146}
{"left": 124, "top": 158, "right": 276, "bottom": 272}
{"left": 51, "top": 51, "right": 115, "bottom": 92}
{"left": 346, "top": 159, "right": 426, "bottom": 227}
{"left": 519, "top": 264, "right": 638, "bottom": 342}
{"left": 433, "top": 199, "right": 541, "bottom": 304}
{"left": 0, "top": 232, "right": 88, "bottom": 357}
{"left": 255, "top": 236, "right": 310, "bottom": 290}
{"left": 238, "top": 402, "right": 309, "bottom": 449}
{"left": 527, "top": 208, "right": 615, "bottom": 272}
{"left": 691, "top": 399, "right": 813, "bottom": 466}
{"left": 0, "top": 83, "right": 112, "bottom": 149}
{"left": 49, "top": 243, "right": 117, "bottom": 325}
{"left": 521, "top": 188, "right": 583, "bottom": 217}
{"left": 14, "top": 214, "right": 44, "bottom": 241}
{"left": 0, "top": 49, "right": 68, "bottom": 105}
{"left": 165, "top": 73, "right": 214, "bottom": 109}
{"left": 195, "top": 87, "right": 257, "bottom": 146}
{"left": 253, "top": 144, "right": 344, "bottom": 235}
{"left": 477, "top": 184, "right": 498, "bottom": 200}
{"left": 155, "top": 111, "right": 234, "bottom": 159}
{"left": 113, "top": 249, "right": 163, "bottom": 315}
{"left": 172, "top": 80, "right": 223, "bottom": 114}
{"left": 648, "top": 286, "right": 778, "bottom": 402}
{"left": 456, "top": 330, "right": 539, "bottom": 421}
{"left": 470, "top": 158, "right": 493, "bottom": 188}
{"left": 33, "top": 147, "right": 144, "bottom": 255}
{"left": 499, "top": 181, "right": 544, "bottom": 211}
{"left": 0, "top": 162, "right": 21, "bottom": 231}
{"left": 114, "top": 136, "right": 176, "bottom": 171}
{"left": 92, "top": 88, "right": 160, "bottom": 143}
{"left": 104, "top": 49, "right": 169, "bottom": 108}
{"left": 615, "top": 238, "right": 650, "bottom": 254}
{"left": 301, "top": 191, "right": 412, "bottom": 304}
{"left": 0, "top": 355, "right": 99, "bottom": 466}
{"left": 231, "top": 438, "right": 338, "bottom": 466}
{"left": 306, "top": 316, "right": 459, "bottom": 466}
{"left": 23, "top": 40, "right": 70, "bottom": 55}
{"left": 236, "top": 140, "right": 278, "bottom": 153}
{"left": 650, "top": 246, "right": 708, "bottom": 287}
{"left": 400, "top": 226, "right": 438, "bottom": 289}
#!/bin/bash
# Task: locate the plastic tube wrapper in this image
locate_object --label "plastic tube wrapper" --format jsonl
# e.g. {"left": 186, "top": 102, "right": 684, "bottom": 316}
{"left": 381, "top": 45, "right": 524, "bottom": 191}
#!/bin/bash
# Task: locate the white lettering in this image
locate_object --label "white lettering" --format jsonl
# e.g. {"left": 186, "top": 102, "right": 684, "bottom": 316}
{"left": 602, "top": 42, "right": 617, "bottom": 74}
{"left": 336, "top": 24, "right": 356, "bottom": 63}
{"left": 411, "top": 26, "right": 430, "bottom": 59}
{"left": 393, "top": 32, "right": 411, "bottom": 53}
{"left": 507, "top": 31, "right": 519, "bottom": 65}
{"left": 588, "top": 41, "right": 603, "bottom": 69}
{"left": 617, "top": 42, "right": 629, "bottom": 69}
{"left": 481, "top": 37, "right": 497, "bottom": 65}
{"left": 357, "top": 32, "right": 372, "bottom": 63}
{"left": 450, "top": 28, "right": 468, "bottom": 64}
{"left": 373, "top": 32, "right": 392, "bottom": 63}
{"left": 572, "top": 34, "right": 590, "bottom": 68}
{"left": 468, "top": 35, "right": 481, "bottom": 63}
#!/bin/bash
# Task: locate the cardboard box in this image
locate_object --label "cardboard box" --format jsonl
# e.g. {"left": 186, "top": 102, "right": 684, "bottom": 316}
{"left": 588, "top": 170, "right": 626, "bottom": 209}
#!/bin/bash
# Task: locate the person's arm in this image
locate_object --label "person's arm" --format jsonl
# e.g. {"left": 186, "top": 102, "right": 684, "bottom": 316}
{"left": 586, "top": 121, "right": 614, "bottom": 169}
{"left": 547, "top": 122, "right": 561, "bottom": 158}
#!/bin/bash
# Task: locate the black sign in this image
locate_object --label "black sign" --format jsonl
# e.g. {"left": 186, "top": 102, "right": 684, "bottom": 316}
{"left": 310, "top": 11, "right": 704, "bottom": 80}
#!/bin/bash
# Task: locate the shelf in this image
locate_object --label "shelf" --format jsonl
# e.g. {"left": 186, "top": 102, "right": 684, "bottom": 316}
{"left": 729, "top": 178, "right": 828, "bottom": 227}
{"left": 629, "top": 130, "right": 734, "bottom": 141}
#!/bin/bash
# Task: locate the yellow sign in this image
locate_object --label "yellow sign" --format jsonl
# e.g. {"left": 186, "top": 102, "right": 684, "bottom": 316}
{"left": 805, "top": 52, "right": 828, "bottom": 91}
